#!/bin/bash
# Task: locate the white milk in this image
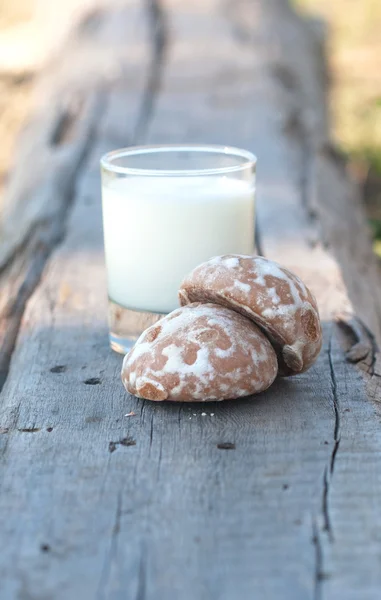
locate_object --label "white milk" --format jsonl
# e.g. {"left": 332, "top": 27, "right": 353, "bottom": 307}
{"left": 102, "top": 176, "right": 255, "bottom": 314}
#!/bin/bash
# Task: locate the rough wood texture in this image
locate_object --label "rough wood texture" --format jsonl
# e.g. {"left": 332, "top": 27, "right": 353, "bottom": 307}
{"left": 0, "top": 1, "right": 381, "bottom": 599}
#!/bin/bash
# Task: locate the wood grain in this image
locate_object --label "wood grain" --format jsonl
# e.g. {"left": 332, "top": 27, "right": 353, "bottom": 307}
{"left": 0, "top": 1, "right": 380, "bottom": 599}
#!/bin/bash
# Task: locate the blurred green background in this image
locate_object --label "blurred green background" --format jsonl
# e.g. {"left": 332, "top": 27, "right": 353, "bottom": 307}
{"left": 296, "top": 0, "right": 381, "bottom": 253}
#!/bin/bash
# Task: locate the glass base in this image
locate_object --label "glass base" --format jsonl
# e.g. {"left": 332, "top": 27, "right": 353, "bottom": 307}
{"left": 108, "top": 300, "right": 166, "bottom": 354}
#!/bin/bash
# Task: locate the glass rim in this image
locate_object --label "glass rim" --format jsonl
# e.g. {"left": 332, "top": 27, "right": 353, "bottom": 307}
{"left": 100, "top": 144, "right": 257, "bottom": 177}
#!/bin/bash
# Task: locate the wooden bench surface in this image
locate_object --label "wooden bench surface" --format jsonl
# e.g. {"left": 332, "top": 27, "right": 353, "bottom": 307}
{"left": 1, "top": 1, "right": 381, "bottom": 598}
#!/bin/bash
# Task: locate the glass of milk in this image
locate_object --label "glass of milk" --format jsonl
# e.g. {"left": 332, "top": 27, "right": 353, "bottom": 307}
{"left": 100, "top": 145, "right": 256, "bottom": 354}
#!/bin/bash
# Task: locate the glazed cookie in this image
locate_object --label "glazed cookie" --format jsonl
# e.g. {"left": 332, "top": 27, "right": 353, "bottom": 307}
{"left": 122, "top": 303, "right": 278, "bottom": 401}
{"left": 179, "top": 255, "right": 322, "bottom": 375}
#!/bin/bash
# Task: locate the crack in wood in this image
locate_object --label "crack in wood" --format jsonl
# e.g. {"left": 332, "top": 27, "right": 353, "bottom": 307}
{"left": 177, "top": 403, "right": 184, "bottom": 430}
{"left": 96, "top": 490, "right": 123, "bottom": 599}
{"left": 321, "top": 466, "right": 332, "bottom": 539}
{"left": 0, "top": 234, "right": 57, "bottom": 389}
{"left": 0, "top": 93, "right": 105, "bottom": 397}
{"left": 0, "top": 221, "right": 41, "bottom": 276}
{"left": 139, "top": 399, "right": 147, "bottom": 426}
{"left": 50, "top": 99, "right": 85, "bottom": 147}
{"left": 136, "top": 543, "right": 147, "bottom": 600}
{"left": 318, "top": 331, "right": 341, "bottom": 546}
{"left": 49, "top": 110, "right": 82, "bottom": 146}
{"left": 133, "top": 0, "right": 168, "bottom": 143}
{"left": 18, "top": 427, "right": 41, "bottom": 433}
{"left": 312, "top": 519, "right": 323, "bottom": 600}
{"left": 310, "top": 329, "right": 342, "bottom": 596}
{"left": 157, "top": 437, "right": 163, "bottom": 481}
{"left": 278, "top": 95, "right": 317, "bottom": 226}
{"left": 149, "top": 411, "right": 154, "bottom": 449}
{"left": 328, "top": 335, "right": 341, "bottom": 477}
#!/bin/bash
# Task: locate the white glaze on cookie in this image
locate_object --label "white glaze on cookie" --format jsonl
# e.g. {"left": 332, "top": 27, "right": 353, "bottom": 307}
{"left": 122, "top": 303, "right": 278, "bottom": 402}
{"left": 179, "top": 255, "right": 322, "bottom": 375}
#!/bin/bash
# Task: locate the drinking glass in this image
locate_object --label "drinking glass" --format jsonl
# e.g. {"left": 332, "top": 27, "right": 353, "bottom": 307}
{"left": 100, "top": 144, "right": 257, "bottom": 354}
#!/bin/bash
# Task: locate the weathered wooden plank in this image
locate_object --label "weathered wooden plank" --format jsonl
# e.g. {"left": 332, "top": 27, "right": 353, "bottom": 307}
{"left": 0, "top": 1, "right": 380, "bottom": 599}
